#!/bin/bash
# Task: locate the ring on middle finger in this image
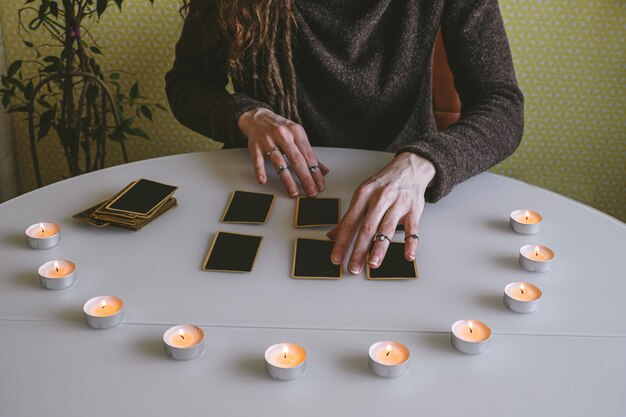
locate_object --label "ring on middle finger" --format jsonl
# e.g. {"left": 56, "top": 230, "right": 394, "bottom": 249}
{"left": 373, "top": 233, "right": 391, "bottom": 243}
{"left": 277, "top": 165, "right": 288, "bottom": 175}
{"left": 265, "top": 146, "right": 280, "bottom": 158}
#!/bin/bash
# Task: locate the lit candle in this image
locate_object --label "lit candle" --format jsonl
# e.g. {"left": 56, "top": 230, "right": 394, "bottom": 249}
{"left": 83, "top": 295, "right": 124, "bottom": 329}
{"left": 451, "top": 320, "right": 492, "bottom": 354}
{"left": 163, "top": 325, "right": 205, "bottom": 360}
{"left": 509, "top": 210, "right": 542, "bottom": 235}
{"left": 38, "top": 259, "right": 76, "bottom": 290}
{"left": 519, "top": 244, "right": 555, "bottom": 272}
{"left": 25, "top": 222, "right": 61, "bottom": 249}
{"left": 504, "top": 282, "right": 542, "bottom": 313}
{"left": 264, "top": 343, "right": 306, "bottom": 380}
{"left": 368, "top": 341, "right": 410, "bottom": 378}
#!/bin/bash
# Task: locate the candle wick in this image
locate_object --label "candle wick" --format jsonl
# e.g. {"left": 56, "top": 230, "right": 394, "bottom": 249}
{"left": 55, "top": 267, "right": 59, "bottom": 272}
{"left": 520, "top": 288, "right": 524, "bottom": 294}
{"left": 180, "top": 335, "right": 185, "bottom": 340}
{"left": 284, "top": 352, "right": 287, "bottom": 359}
{"left": 469, "top": 327, "right": 473, "bottom": 334}
{"left": 386, "top": 350, "right": 390, "bottom": 357}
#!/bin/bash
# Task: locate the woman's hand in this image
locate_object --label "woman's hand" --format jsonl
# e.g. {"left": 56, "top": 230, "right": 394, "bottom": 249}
{"left": 238, "top": 108, "right": 329, "bottom": 197}
{"left": 327, "top": 152, "right": 436, "bottom": 274}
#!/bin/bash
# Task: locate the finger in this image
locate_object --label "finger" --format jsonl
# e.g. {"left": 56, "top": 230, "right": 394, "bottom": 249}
{"left": 347, "top": 193, "right": 394, "bottom": 274}
{"left": 403, "top": 209, "right": 422, "bottom": 261}
{"left": 270, "top": 150, "right": 300, "bottom": 197}
{"left": 319, "top": 162, "right": 330, "bottom": 176}
{"left": 368, "top": 204, "right": 404, "bottom": 268}
{"left": 279, "top": 129, "right": 318, "bottom": 197}
{"left": 293, "top": 135, "right": 326, "bottom": 192}
{"left": 330, "top": 185, "right": 371, "bottom": 266}
{"left": 252, "top": 147, "right": 267, "bottom": 184}
{"left": 326, "top": 223, "right": 339, "bottom": 241}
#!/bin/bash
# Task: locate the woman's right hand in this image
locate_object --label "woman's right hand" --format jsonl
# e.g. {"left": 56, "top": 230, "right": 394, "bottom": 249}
{"left": 237, "top": 108, "right": 329, "bottom": 197}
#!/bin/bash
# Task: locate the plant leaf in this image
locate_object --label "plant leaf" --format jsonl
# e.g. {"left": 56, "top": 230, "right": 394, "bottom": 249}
{"left": 129, "top": 82, "right": 139, "bottom": 99}
{"left": 127, "top": 127, "right": 150, "bottom": 140}
{"left": 7, "top": 61, "right": 22, "bottom": 77}
{"left": 139, "top": 105, "right": 153, "bottom": 121}
{"left": 97, "top": 0, "right": 107, "bottom": 16}
{"left": 49, "top": 1, "right": 58, "bottom": 17}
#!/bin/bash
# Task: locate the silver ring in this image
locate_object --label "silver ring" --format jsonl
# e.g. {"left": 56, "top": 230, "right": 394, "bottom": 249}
{"left": 277, "top": 165, "right": 287, "bottom": 175}
{"left": 373, "top": 233, "right": 391, "bottom": 243}
{"left": 309, "top": 165, "right": 320, "bottom": 173}
{"left": 265, "top": 146, "right": 280, "bottom": 157}
{"left": 404, "top": 234, "right": 419, "bottom": 242}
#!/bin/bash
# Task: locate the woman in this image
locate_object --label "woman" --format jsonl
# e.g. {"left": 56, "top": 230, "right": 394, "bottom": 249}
{"left": 165, "top": 0, "right": 524, "bottom": 274}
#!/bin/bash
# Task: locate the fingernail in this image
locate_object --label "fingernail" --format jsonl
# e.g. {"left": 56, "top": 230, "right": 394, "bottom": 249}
{"left": 290, "top": 191, "right": 300, "bottom": 197}
{"left": 319, "top": 184, "right": 325, "bottom": 191}
{"left": 369, "top": 256, "right": 379, "bottom": 267}
{"left": 331, "top": 254, "right": 341, "bottom": 264}
{"left": 349, "top": 262, "right": 361, "bottom": 274}
{"left": 408, "top": 255, "right": 415, "bottom": 261}
{"left": 307, "top": 188, "right": 318, "bottom": 196}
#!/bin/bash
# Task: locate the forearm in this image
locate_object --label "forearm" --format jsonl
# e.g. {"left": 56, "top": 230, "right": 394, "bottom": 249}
{"left": 393, "top": 0, "right": 524, "bottom": 203}
{"left": 164, "top": 3, "right": 271, "bottom": 148}
{"left": 165, "top": 71, "right": 270, "bottom": 148}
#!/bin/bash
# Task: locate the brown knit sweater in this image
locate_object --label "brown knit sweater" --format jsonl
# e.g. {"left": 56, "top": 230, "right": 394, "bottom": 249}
{"left": 165, "top": 0, "right": 524, "bottom": 202}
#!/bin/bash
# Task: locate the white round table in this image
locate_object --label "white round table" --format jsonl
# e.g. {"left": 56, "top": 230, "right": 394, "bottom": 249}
{"left": 0, "top": 148, "right": 624, "bottom": 416}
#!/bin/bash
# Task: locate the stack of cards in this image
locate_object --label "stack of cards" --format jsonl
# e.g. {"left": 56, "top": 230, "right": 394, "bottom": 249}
{"left": 73, "top": 179, "right": 178, "bottom": 231}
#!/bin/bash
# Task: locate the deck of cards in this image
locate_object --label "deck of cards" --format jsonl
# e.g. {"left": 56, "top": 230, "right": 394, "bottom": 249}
{"left": 73, "top": 179, "right": 178, "bottom": 230}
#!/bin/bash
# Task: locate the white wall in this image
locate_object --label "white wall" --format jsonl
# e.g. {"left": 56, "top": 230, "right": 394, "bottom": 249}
{"left": 0, "top": 19, "right": 19, "bottom": 203}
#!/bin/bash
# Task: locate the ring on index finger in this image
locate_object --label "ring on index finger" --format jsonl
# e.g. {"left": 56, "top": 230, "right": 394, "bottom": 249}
{"left": 308, "top": 165, "right": 320, "bottom": 173}
{"left": 277, "top": 165, "right": 288, "bottom": 175}
{"left": 373, "top": 233, "right": 391, "bottom": 243}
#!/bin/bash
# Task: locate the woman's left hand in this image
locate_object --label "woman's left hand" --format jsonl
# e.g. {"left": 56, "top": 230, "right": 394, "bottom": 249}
{"left": 326, "top": 152, "right": 436, "bottom": 274}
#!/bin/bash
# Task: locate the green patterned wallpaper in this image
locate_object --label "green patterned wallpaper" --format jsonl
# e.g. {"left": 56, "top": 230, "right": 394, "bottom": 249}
{"left": 0, "top": 0, "right": 624, "bottom": 221}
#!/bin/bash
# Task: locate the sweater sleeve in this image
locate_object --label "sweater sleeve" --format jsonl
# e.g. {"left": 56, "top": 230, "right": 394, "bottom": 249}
{"left": 164, "top": 7, "right": 272, "bottom": 148}
{"left": 393, "top": 0, "right": 524, "bottom": 203}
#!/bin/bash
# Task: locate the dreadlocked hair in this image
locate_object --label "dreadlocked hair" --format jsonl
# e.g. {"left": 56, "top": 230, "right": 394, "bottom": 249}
{"left": 181, "top": 0, "right": 300, "bottom": 123}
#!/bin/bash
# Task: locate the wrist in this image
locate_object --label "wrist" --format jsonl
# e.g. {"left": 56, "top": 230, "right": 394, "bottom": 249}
{"left": 397, "top": 151, "right": 436, "bottom": 188}
{"left": 237, "top": 107, "right": 266, "bottom": 137}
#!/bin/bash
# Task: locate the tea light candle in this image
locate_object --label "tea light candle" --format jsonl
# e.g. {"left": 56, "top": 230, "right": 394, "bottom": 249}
{"left": 163, "top": 325, "right": 205, "bottom": 360}
{"left": 519, "top": 244, "right": 555, "bottom": 272}
{"left": 38, "top": 260, "right": 76, "bottom": 290}
{"left": 264, "top": 343, "right": 306, "bottom": 380}
{"left": 368, "top": 341, "right": 410, "bottom": 378}
{"left": 83, "top": 296, "right": 124, "bottom": 329}
{"left": 25, "top": 222, "right": 61, "bottom": 249}
{"left": 504, "top": 282, "right": 542, "bottom": 313}
{"left": 451, "top": 320, "right": 492, "bottom": 354}
{"left": 509, "top": 210, "right": 542, "bottom": 234}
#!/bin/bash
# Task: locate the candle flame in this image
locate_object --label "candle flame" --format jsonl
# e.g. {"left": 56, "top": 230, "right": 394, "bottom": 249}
{"left": 40, "top": 223, "right": 45, "bottom": 233}
{"left": 534, "top": 246, "right": 540, "bottom": 257}
{"left": 386, "top": 344, "right": 392, "bottom": 357}
{"left": 100, "top": 299, "right": 107, "bottom": 309}
{"left": 53, "top": 261, "right": 59, "bottom": 272}
{"left": 468, "top": 321, "right": 474, "bottom": 334}
{"left": 520, "top": 283, "right": 525, "bottom": 295}
{"left": 178, "top": 328, "right": 185, "bottom": 340}
{"left": 524, "top": 211, "right": 530, "bottom": 221}
{"left": 282, "top": 345, "right": 289, "bottom": 359}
